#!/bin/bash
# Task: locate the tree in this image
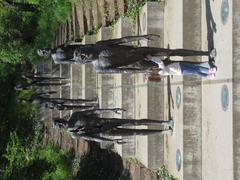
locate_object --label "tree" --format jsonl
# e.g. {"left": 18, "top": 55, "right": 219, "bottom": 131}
{"left": 0, "top": 6, "right": 38, "bottom": 63}
{"left": 1, "top": 0, "right": 39, "bottom": 12}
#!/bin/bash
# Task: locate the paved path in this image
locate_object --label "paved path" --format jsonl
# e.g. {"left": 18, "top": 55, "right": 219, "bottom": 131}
{"left": 164, "top": 0, "right": 238, "bottom": 180}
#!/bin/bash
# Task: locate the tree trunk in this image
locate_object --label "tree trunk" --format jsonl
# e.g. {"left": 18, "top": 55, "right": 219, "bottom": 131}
{"left": 2, "top": 0, "right": 39, "bottom": 12}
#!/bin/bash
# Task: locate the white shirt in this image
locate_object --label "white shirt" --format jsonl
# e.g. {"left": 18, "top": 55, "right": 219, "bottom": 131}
{"left": 151, "top": 57, "right": 182, "bottom": 76}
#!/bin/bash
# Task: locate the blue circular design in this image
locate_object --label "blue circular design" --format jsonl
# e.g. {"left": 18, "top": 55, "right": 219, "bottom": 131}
{"left": 176, "top": 87, "right": 181, "bottom": 109}
{"left": 221, "top": 0, "right": 229, "bottom": 25}
{"left": 142, "top": 12, "right": 146, "bottom": 32}
{"left": 221, "top": 84, "right": 229, "bottom": 111}
{"left": 176, "top": 149, "right": 181, "bottom": 171}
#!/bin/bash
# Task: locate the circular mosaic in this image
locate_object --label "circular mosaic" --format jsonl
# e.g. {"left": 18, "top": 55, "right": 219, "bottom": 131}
{"left": 176, "top": 87, "right": 181, "bottom": 109}
{"left": 176, "top": 149, "right": 181, "bottom": 171}
{"left": 221, "top": 0, "right": 229, "bottom": 25}
{"left": 142, "top": 12, "right": 146, "bottom": 32}
{"left": 221, "top": 84, "right": 229, "bottom": 111}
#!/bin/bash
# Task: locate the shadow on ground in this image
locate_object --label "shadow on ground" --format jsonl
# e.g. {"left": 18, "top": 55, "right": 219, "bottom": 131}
{"left": 75, "top": 143, "right": 132, "bottom": 180}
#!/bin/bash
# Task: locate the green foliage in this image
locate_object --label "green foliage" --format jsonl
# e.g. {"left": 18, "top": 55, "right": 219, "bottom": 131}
{"left": 3, "top": 132, "right": 30, "bottom": 178}
{"left": 3, "top": 138, "right": 74, "bottom": 180}
{"left": 0, "top": 63, "right": 37, "bottom": 167}
{"left": 0, "top": 0, "right": 75, "bottom": 173}
{"left": 39, "top": 144, "right": 74, "bottom": 180}
{"left": 127, "top": 157, "right": 141, "bottom": 165}
{"left": 124, "top": 0, "right": 163, "bottom": 20}
{"left": 87, "top": 26, "right": 101, "bottom": 35}
{"left": 0, "top": 8, "right": 38, "bottom": 63}
{"left": 156, "top": 165, "right": 177, "bottom": 180}
{"left": 124, "top": 0, "right": 146, "bottom": 20}
{"left": 35, "top": 0, "right": 73, "bottom": 48}
{"left": 0, "top": 0, "right": 74, "bottom": 64}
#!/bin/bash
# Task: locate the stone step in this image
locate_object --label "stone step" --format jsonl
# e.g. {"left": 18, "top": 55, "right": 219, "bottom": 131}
{"left": 42, "top": 59, "right": 53, "bottom": 126}
{"left": 105, "top": 0, "right": 115, "bottom": 23}
{"left": 182, "top": 1, "right": 202, "bottom": 180}
{"left": 96, "top": 27, "right": 114, "bottom": 111}
{"left": 95, "top": 27, "right": 119, "bottom": 149}
{"left": 91, "top": 0, "right": 99, "bottom": 29}
{"left": 116, "top": 0, "right": 125, "bottom": 17}
{"left": 50, "top": 27, "right": 65, "bottom": 144}
{"left": 74, "top": 1, "right": 85, "bottom": 38}
{"left": 134, "top": 1, "right": 165, "bottom": 170}
{"left": 83, "top": 0, "right": 93, "bottom": 33}
{"left": 81, "top": 35, "right": 97, "bottom": 99}
{"left": 60, "top": 64, "right": 71, "bottom": 118}
{"left": 110, "top": 17, "right": 136, "bottom": 157}
{"left": 61, "top": 23, "right": 68, "bottom": 45}
{"left": 97, "top": 0, "right": 106, "bottom": 26}
{"left": 71, "top": 5, "right": 76, "bottom": 40}
{"left": 51, "top": 63, "right": 61, "bottom": 119}
{"left": 70, "top": 63, "right": 82, "bottom": 110}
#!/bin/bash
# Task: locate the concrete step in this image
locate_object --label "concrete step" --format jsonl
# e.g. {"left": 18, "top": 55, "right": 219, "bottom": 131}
{"left": 83, "top": 0, "right": 93, "bottom": 33}
{"left": 134, "top": 1, "right": 165, "bottom": 170}
{"left": 51, "top": 63, "right": 61, "bottom": 118}
{"left": 111, "top": 17, "right": 136, "bottom": 157}
{"left": 71, "top": 5, "right": 76, "bottom": 40}
{"left": 70, "top": 63, "right": 82, "bottom": 100}
{"left": 60, "top": 64, "right": 71, "bottom": 118}
{"left": 74, "top": 1, "right": 85, "bottom": 38}
{"left": 96, "top": 27, "right": 115, "bottom": 111}
{"left": 81, "top": 35, "right": 97, "bottom": 99}
{"left": 95, "top": 27, "right": 118, "bottom": 149}
{"left": 91, "top": 0, "right": 99, "bottom": 28}
{"left": 97, "top": 0, "right": 106, "bottom": 26}
{"left": 42, "top": 60, "right": 53, "bottom": 122}
{"left": 105, "top": 0, "right": 115, "bottom": 23}
{"left": 116, "top": 0, "right": 125, "bottom": 17}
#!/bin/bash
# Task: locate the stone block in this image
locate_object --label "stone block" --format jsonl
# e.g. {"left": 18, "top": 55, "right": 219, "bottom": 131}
{"left": 135, "top": 1, "right": 165, "bottom": 169}
{"left": 96, "top": 27, "right": 114, "bottom": 110}
{"left": 81, "top": 35, "right": 97, "bottom": 99}
{"left": 75, "top": 2, "right": 85, "bottom": 38}
{"left": 97, "top": 0, "right": 106, "bottom": 26}
{"left": 112, "top": 17, "right": 136, "bottom": 157}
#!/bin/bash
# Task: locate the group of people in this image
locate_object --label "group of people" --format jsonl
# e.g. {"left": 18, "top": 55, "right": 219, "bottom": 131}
{"left": 32, "top": 34, "right": 217, "bottom": 144}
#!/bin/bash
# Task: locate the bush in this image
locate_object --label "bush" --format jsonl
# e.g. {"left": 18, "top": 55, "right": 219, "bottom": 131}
{"left": 3, "top": 138, "right": 74, "bottom": 180}
{"left": 0, "top": 63, "right": 36, "bottom": 161}
{"left": 156, "top": 165, "right": 177, "bottom": 180}
{"left": 39, "top": 144, "right": 74, "bottom": 180}
{"left": 2, "top": 132, "right": 30, "bottom": 179}
{"left": 36, "top": 0, "right": 73, "bottom": 48}
{"left": 0, "top": 7, "right": 39, "bottom": 63}
{"left": 0, "top": 0, "right": 74, "bottom": 64}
